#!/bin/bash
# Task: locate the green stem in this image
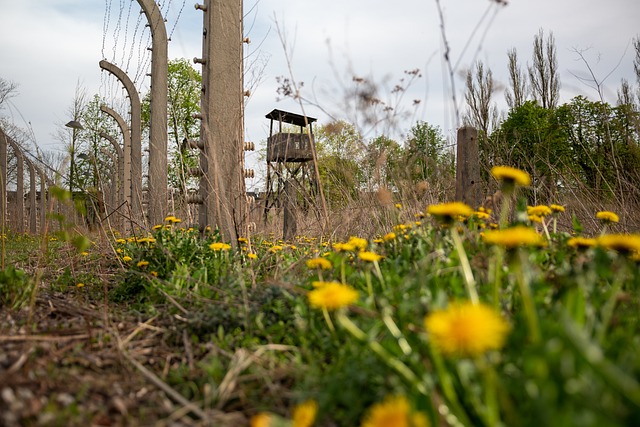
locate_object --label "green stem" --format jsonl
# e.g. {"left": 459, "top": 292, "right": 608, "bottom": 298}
{"left": 451, "top": 227, "right": 478, "bottom": 304}
{"left": 490, "top": 246, "right": 504, "bottom": 310}
{"left": 336, "top": 312, "right": 426, "bottom": 395}
{"left": 513, "top": 250, "right": 541, "bottom": 343}
{"left": 322, "top": 307, "right": 335, "bottom": 333}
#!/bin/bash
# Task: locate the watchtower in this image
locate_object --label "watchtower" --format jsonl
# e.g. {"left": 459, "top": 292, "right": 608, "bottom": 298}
{"left": 263, "top": 109, "right": 318, "bottom": 220}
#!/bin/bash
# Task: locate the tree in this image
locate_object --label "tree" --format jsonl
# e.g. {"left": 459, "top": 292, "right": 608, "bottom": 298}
{"left": 142, "top": 58, "right": 202, "bottom": 197}
{"left": 0, "top": 77, "right": 18, "bottom": 111}
{"left": 528, "top": 29, "right": 560, "bottom": 110}
{"left": 402, "top": 121, "right": 454, "bottom": 193}
{"left": 464, "top": 61, "right": 498, "bottom": 138}
{"left": 363, "top": 135, "right": 402, "bottom": 190}
{"left": 505, "top": 48, "right": 528, "bottom": 109}
{"left": 491, "top": 100, "right": 569, "bottom": 200}
{"left": 315, "top": 121, "right": 365, "bottom": 207}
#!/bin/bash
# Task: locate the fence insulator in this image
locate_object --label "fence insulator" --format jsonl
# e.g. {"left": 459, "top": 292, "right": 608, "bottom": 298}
{"left": 192, "top": 113, "right": 203, "bottom": 120}
{"left": 245, "top": 194, "right": 255, "bottom": 204}
{"left": 243, "top": 37, "right": 251, "bottom": 44}
{"left": 188, "top": 167, "right": 203, "bottom": 177}
{"left": 244, "top": 169, "right": 254, "bottom": 179}
{"left": 187, "top": 139, "right": 204, "bottom": 150}
{"left": 243, "top": 141, "right": 255, "bottom": 151}
{"left": 193, "top": 57, "right": 206, "bottom": 64}
{"left": 243, "top": 90, "right": 251, "bottom": 97}
{"left": 194, "top": 3, "right": 207, "bottom": 11}
{"left": 187, "top": 194, "right": 204, "bottom": 204}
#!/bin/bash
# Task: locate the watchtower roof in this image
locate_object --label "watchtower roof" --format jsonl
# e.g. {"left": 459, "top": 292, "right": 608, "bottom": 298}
{"left": 265, "top": 109, "right": 317, "bottom": 127}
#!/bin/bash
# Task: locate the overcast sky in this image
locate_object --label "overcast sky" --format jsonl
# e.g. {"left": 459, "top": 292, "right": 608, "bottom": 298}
{"left": 1, "top": 0, "right": 639, "bottom": 182}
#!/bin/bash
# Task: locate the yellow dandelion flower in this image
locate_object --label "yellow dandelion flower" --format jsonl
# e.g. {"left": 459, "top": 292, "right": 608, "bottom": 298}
{"left": 164, "top": 215, "right": 176, "bottom": 222}
{"left": 482, "top": 226, "right": 546, "bottom": 249}
{"left": 333, "top": 242, "right": 356, "bottom": 252}
{"left": 306, "top": 257, "right": 333, "bottom": 270}
{"left": 395, "top": 203, "right": 402, "bottom": 209}
{"left": 358, "top": 251, "right": 384, "bottom": 262}
{"left": 122, "top": 256, "right": 132, "bottom": 262}
{"left": 137, "top": 260, "right": 149, "bottom": 268}
{"left": 427, "top": 202, "right": 474, "bottom": 223}
{"left": 383, "top": 232, "right": 397, "bottom": 241}
{"left": 528, "top": 214, "right": 543, "bottom": 224}
{"left": 597, "top": 234, "right": 640, "bottom": 254}
{"left": 348, "top": 236, "right": 368, "bottom": 251}
{"left": 210, "top": 242, "right": 231, "bottom": 251}
{"left": 550, "top": 204, "right": 565, "bottom": 213}
{"left": 361, "top": 395, "right": 428, "bottom": 427}
{"left": 269, "top": 245, "right": 283, "bottom": 253}
{"left": 116, "top": 238, "right": 126, "bottom": 244}
{"left": 308, "top": 282, "right": 358, "bottom": 310}
{"left": 491, "top": 165, "right": 531, "bottom": 187}
{"left": 247, "top": 253, "right": 258, "bottom": 260}
{"left": 116, "top": 248, "right": 123, "bottom": 254}
{"left": 250, "top": 413, "right": 272, "bottom": 427}
{"left": 293, "top": 400, "right": 318, "bottom": 427}
{"left": 567, "top": 237, "right": 597, "bottom": 249}
{"left": 150, "top": 271, "right": 158, "bottom": 277}
{"left": 527, "top": 205, "right": 552, "bottom": 217}
{"left": 474, "top": 210, "right": 490, "bottom": 220}
{"left": 152, "top": 224, "right": 162, "bottom": 230}
{"left": 238, "top": 237, "right": 248, "bottom": 244}
{"left": 425, "top": 302, "right": 510, "bottom": 357}
{"left": 596, "top": 211, "right": 619, "bottom": 224}
{"left": 76, "top": 283, "right": 85, "bottom": 288}
{"left": 80, "top": 251, "right": 89, "bottom": 257}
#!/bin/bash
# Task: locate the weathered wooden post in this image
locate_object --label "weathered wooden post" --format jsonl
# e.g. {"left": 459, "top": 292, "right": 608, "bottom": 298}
{"left": 193, "top": 0, "right": 247, "bottom": 244}
{"left": 99, "top": 60, "right": 143, "bottom": 225}
{"left": 137, "top": 0, "right": 168, "bottom": 227}
{"left": 283, "top": 180, "right": 297, "bottom": 241}
{"left": 456, "top": 126, "right": 482, "bottom": 208}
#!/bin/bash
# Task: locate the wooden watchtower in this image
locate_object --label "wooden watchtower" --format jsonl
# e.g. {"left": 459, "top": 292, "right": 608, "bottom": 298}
{"left": 263, "top": 109, "right": 318, "bottom": 221}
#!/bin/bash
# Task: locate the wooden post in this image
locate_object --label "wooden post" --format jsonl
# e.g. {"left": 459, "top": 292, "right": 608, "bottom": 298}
{"left": 283, "top": 180, "right": 297, "bottom": 241}
{"left": 39, "top": 169, "right": 46, "bottom": 234}
{"left": 456, "top": 126, "right": 482, "bottom": 208}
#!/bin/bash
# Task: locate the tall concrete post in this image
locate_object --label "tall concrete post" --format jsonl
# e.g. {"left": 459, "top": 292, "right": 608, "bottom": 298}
{"left": 137, "top": 0, "right": 168, "bottom": 226}
{"left": 194, "top": 0, "right": 247, "bottom": 243}
{"left": 0, "top": 128, "right": 7, "bottom": 235}
{"left": 100, "top": 105, "right": 131, "bottom": 212}
{"left": 39, "top": 168, "right": 46, "bottom": 233}
{"left": 99, "top": 60, "right": 143, "bottom": 224}
{"left": 456, "top": 126, "right": 482, "bottom": 208}
{"left": 15, "top": 150, "right": 24, "bottom": 233}
{"left": 26, "top": 160, "right": 37, "bottom": 233}
{"left": 99, "top": 131, "right": 125, "bottom": 225}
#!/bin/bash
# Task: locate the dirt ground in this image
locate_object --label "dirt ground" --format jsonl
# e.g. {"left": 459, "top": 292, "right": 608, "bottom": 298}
{"left": 0, "top": 288, "right": 248, "bottom": 427}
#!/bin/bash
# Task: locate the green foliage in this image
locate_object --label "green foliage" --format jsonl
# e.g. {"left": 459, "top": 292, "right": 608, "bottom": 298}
{"left": 0, "top": 265, "right": 32, "bottom": 309}
{"left": 402, "top": 121, "right": 454, "bottom": 184}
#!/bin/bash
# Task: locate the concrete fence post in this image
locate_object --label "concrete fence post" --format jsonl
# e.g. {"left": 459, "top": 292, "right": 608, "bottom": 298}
{"left": 194, "top": 0, "right": 247, "bottom": 244}
{"left": 27, "top": 160, "right": 37, "bottom": 233}
{"left": 456, "top": 126, "right": 482, "bottom": 209}
{"left": 0, "top": 128, "right": 7, "bottom": 236}
{"left": 99, "top": 60, "right": 143, "bottom": 226}
{"left": 137, "top": 0, "right": 168, "bottom": 227}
